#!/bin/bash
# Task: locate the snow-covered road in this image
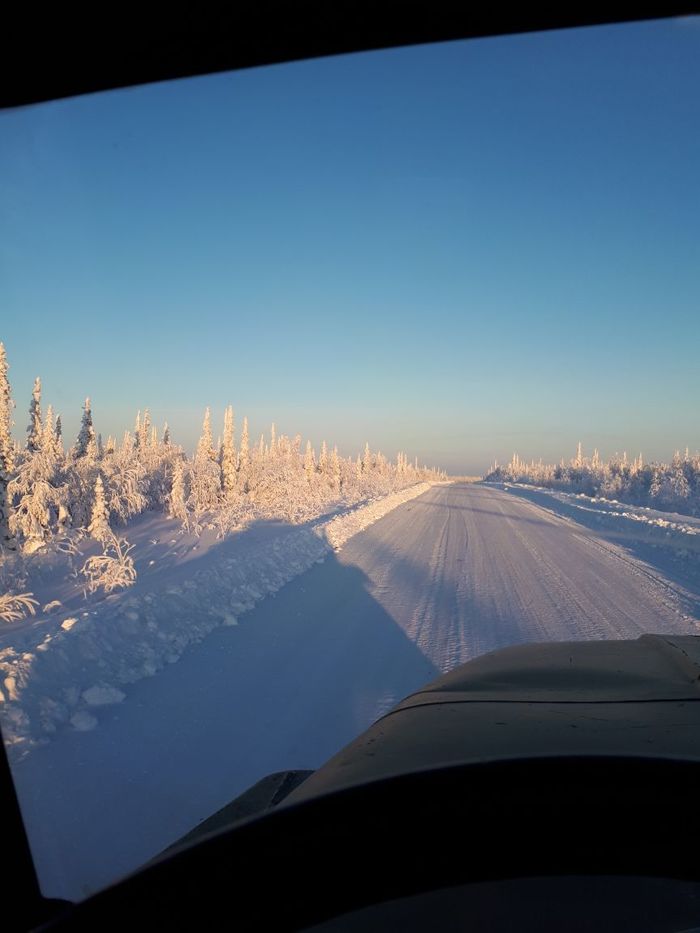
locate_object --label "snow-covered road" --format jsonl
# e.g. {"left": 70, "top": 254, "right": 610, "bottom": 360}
{"left": 12, "top": 482, "right": 700, "bottom": 900}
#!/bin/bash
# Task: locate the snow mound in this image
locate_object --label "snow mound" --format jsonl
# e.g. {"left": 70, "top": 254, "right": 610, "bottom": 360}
{"left": 494, "top": 482, "right": 700, "bottom": 557}
{"left": 82, "top": 685, "right": 126, "bottom": 707}
{"left": 70, "top": 711, "right": 98, "bottom": 732}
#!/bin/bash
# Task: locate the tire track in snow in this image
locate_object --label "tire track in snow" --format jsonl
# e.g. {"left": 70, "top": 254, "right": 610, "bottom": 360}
{"left": 338, "top": 482, "right": 700, "bottom": 670}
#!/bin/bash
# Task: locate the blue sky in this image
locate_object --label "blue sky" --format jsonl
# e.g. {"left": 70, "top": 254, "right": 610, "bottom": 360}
{"left": 1, "top": 17, "right": 699, "bottom": 474}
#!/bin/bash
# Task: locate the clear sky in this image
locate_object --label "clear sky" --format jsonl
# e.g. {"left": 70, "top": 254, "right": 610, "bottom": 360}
{"left": 1, "top": 17, "right": 699, "bottom": 474}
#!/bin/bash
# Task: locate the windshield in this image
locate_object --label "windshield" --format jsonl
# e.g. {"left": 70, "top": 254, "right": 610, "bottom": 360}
{"left": 1, "top": 16, "right": 699, "bottom": 902}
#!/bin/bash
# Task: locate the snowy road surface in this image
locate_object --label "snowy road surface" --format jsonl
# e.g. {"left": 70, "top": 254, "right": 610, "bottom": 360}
{"left": 12, "top": 482, "right": 700, "bottom": 900}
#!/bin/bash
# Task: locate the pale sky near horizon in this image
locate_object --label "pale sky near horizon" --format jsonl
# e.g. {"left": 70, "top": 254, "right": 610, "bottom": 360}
{"left": 2, "top": 17, "right": 699, "bottom": 474}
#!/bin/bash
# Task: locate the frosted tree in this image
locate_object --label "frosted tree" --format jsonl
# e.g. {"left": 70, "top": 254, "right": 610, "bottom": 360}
{"left": 239, "top": 417, "right": 249, "bottom": 470}
{"left": 237, "top": 416, "right": 250, "bottom": 492}
{"left": 0, "top": 451, "right": 15, "bottom": 553}
{"left": 54, "top": 415, "right": 63, "bottom": 457}
{"left": 88, "top": 474, "right": 112, "bottom": 543}
{"left": 75, "top": 398, "right": 98, "bottom": 461}
{"left": 189, "top": 408, "right": 221, "bottom": 513}
{"left": 330, "top": 445, "right": 341, "bottom": 489}
{"left": 162, "top": 422, "right": 171, "bottom": 446}
{"left": 362, "top": 442, "right": 372, "bottom": 474}
{"left": 269, "top": 423, "right": 277, "bottom": 458}
{"left": 138, "top": 409, "right": 151, "bottom": 453}
{"left": 221, "top": 405, "right": 237, "bottom": 500}
{"left": 42, "top": 404, "right": 54, "bottom": 453}
{"left": 0, "top": 342, "right": 15, "bottom": 470}
{"left": 168, "top": 457, "right": 188, "bottom": 521}
{"left": 26, "top": 377, "right": 42, "bottom": 452}
{"left": 100, "top": 431, "right": 147, "bottom": 525}
{"left": 196, "top": 408, "right": 216, "bottom": 463}
{"left": 9, "top": 429, "right": 66, "bottom": 552}
{"left": 304, "top": 441, "right": 316, "bottom": 481}
{"left": 318, "top": 440, "right": 328, "bottom": 474}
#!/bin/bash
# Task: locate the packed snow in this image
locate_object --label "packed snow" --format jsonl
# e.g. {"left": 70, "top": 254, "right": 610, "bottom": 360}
{"left": 488, "top": 481, "right": 700, "bottom": 570}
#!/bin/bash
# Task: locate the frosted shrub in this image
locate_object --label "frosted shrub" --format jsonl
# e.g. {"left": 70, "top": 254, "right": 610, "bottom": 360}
{"left": 0, "top": 591, "right": 38, "bottom": 623}
{"left": 80, "top": 534, "right": 137, "bottom": 596}
{"left": 212, "top": 503, "right": 249, "bottom": 539}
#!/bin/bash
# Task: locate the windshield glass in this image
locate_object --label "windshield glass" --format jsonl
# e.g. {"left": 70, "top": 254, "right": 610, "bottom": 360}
{"left": 1, "top": 16, "right": 699, "bottom": 902}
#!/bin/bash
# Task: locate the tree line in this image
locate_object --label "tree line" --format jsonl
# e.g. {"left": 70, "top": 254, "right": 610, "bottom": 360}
{"left": 0, "top": 342, "right": 446, "bottom": 558}
{"left": 486, "top": 442, "right": 700, "bottom": 515}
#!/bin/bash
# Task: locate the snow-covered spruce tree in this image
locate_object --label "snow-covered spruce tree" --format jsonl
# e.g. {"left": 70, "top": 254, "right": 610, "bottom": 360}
{"left": 88, "top": 474, "right": 112, "bottom": 543}
{"left": 330, "top": 445, "right": 341, "bottom": 489}
{"left": 26, "top": 377, "right": 42, "bottom": 453}
{"left": 137, "top": 408, "right": 151, "bottom": 454}
{"left": 221, "top": 405, "right": 237, "bottom": 501}
{"left": 196, "top": 408, "right": 215, "bottom": 462}
{"left": 188, "top": 408, "right": 222, "bottom": 514}
{"left": 8, "top": 407, "right": 67, "bottom": 552}
{"left": 0, "top": 450, "right": 16, "bottom": 553}
{"left": 54, "top": 415, "right": 63, "bottom": 458}
{"left": 0, "top": 342, "right": 15, "bottom": 471}
{"left": 168, "top": 456, "right": 188, "bottom": 522}
{"left": 304, "top": 441, "right": 316, "bottom": 481}
{"left": 75, "top": 398, "right": 98, "bottom": 461}
{"left": 318, "top": 440, "right": 328, "bottom": 474}
{"left": 238, "top": 417, "right": 249, "bottom": 468}
{"left": 42, "top": 404, "right": 54, "bottom": 453}
{"left": 64, "top": 398, "right": 100, "bottom": 530}
{"left": 237, "top": 416, "right": 250, "bottom": 493}
{"left": 100, "top": 430, "right": 148, "bottom": 525}
{"left": 119, "top": 410, "right": 176, "bottom": 513}
{"left": 162, "top": 422, "right": 171, "bottom": 446}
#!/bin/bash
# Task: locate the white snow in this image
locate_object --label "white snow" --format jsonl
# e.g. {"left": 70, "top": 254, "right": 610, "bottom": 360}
{"left": 82, "top": 685, "right": 126, "bottom": 707}
{"left": 3, "top": 482, "right": 699, "bottom": 903}
{"left": 69, "top": 711, "right": 97, "bottom": 731}
{"left": 491, "top": 481, "right": 700, "bottom": 559}
{"left": 0, "top": 482, "right": 434, "bottom": 755}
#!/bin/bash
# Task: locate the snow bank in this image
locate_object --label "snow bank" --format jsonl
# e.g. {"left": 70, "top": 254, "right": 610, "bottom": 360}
{"left": 490, "top": 482, "right": 700, "bottom": 557}
{"left": 0, "top": 483, "right": 433, "bottom": 756}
